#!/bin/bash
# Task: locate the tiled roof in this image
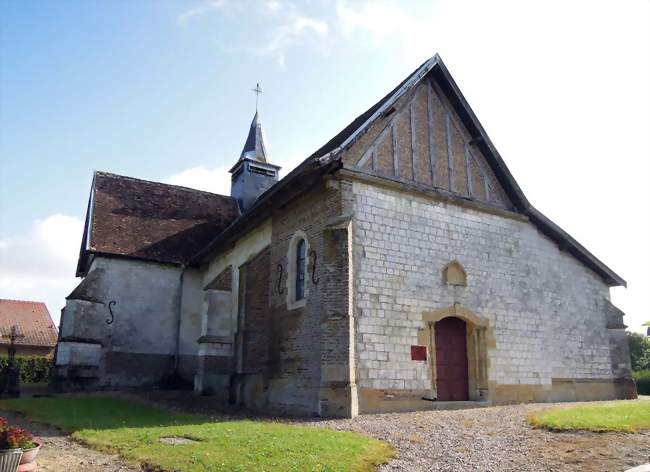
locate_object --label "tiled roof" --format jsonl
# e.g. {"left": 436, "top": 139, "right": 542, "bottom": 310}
{"left": 0, "top": 299, "right": 58, "bottom": 348}
{"left": 78, "top": 172, "right": 240, "bottom": 274}
{"left": 76, "top": 55, "right": 624, "bottom": 288}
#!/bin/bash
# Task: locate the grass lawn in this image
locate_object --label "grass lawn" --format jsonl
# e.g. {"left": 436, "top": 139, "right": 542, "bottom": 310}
{"left": 527, "top": 399, "right": 650, "bottom": 432}
{"left": 0, "top": 396, "right": 393, "bottom": 471}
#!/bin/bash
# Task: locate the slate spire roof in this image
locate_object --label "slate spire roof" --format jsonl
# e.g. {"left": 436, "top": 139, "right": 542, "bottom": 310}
{"left": 239, "top": 111, "right": 268, "bottom": 163}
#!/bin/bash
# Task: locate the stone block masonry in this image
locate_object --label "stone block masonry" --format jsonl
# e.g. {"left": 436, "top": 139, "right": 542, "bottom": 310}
{"left": 350, "top": 179, "right": 622, "bottom": 412}
{"left": 267, "top": 180, "right": 356, "bottom": 417}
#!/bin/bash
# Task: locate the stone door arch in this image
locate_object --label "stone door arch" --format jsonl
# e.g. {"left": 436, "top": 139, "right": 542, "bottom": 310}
{"left": 419, "top": 305, "right": 490, "bottom": 401}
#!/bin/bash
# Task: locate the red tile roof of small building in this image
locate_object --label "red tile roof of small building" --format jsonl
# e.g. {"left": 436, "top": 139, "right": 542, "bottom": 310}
{"left": 0, "top": 299, "right": 58, "bottom": 348}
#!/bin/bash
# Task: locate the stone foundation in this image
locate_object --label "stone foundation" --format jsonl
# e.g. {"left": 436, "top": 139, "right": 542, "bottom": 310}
{"left": 357, "top": 377, "right": 636, "bottom": 414}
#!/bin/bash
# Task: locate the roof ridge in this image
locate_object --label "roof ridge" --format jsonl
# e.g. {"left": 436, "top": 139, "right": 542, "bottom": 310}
{"left": 95, "top": 171, "right": 235, "bottom": 200}
{"left": 0, "top": 299, "right": 48, "bottom": 306}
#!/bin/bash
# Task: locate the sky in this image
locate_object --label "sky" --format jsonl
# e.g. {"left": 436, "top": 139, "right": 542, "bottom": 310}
{"left": 0, "top": 0, "right": 648, "bottom": 332}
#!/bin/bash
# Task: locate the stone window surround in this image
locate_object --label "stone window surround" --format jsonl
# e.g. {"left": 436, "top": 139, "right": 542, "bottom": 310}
{"left": 442, "top": 260, "right": 467, "bottom": 286}
{"left": 286, "top": 230, "right": 310, "bottom": 310}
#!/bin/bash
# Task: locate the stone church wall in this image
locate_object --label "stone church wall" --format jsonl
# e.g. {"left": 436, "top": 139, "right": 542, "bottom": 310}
{"left": 55, "top": 256, "right": 201, "bottom": 389}
{"left": 202, "top": 219, "right": 273, "bottom": 341}
{"left": 266, "top": 180, "right": 356, "bottom": 417}
{"left": 177, "top": 269, "right": 204, "bottom": 381}
{"left": 194, "top": 182, "right": 356, "bottom": 417}
{"left": 350, "top": 179, "right": 626, "bottom": 413}
{"left": 238, "top": 246, "right": 272, "bottom": 410}
{"left": 195, "top": 219, "right": 272, "bottom": 397}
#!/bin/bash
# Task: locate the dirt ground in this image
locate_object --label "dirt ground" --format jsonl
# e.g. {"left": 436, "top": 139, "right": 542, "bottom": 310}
{"left": 1, "top": 392, "right": 649, "bottom": 471}
{"left": 0, "top": 410, "right": 137, "bottom": 472}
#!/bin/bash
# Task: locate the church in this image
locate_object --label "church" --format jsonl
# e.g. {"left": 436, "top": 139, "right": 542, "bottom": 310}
{"left": 53, "top": 55, "right": 635, "bottom": 417}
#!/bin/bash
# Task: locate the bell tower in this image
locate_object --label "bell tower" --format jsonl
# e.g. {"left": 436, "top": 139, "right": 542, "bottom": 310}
{"left": 230, "top": 84, "right": 280, "bottom": 212}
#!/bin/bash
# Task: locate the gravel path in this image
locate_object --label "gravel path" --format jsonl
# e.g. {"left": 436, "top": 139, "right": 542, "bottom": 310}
{"left": 4, "top": 391, "right": 650, "bottom": 471}
{"left": 305, "top": 403, "right": 650, "bottom": 472}
{"left": 138, "top": 392, "right": 650, "bottom": 472}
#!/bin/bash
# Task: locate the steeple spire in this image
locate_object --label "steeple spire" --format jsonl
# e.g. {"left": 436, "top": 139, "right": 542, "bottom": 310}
{"left": 230, "top": 83, "right": 279, "bottom": 212}
{"left": 239, "top": 111, "right": 267, "bottom": 163}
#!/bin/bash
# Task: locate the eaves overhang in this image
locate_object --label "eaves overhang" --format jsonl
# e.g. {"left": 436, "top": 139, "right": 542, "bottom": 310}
{"left": 191, "top": 157, "right": 342, "bottom": 265}
{"left": 193, "top": 54, "right": 626, "bottom": 287}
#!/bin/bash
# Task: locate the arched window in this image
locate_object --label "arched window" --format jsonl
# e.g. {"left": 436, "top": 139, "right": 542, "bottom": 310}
{"left": 287, "top": 231, "right": 309, "bottom": 309}
{"left": 295, "top": 238, "right": 306, "bottom": 301}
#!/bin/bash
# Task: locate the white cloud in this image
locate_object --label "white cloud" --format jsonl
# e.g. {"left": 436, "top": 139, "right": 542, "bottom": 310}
{"left": 258, "top": 15, "right": 329, "bottom": 66}
{"left": 164, "top": 151, "right": 306, "bottom": 196}
{"left": 337, "top": 0, "right": 414, "bottom": 40}
{"left": 336, "top": 0, "right": 438, "bottom": 61}
{"left": 165, "top": 165, "right": 232, "bottom": 195}
{"left": 177, "top": 0, "right": 328, "bottom": 66}
{"left": 264, "top": 0, "right": 283, "bottom": 15}
{"left": 0, "top": 214, "right": 84, "bottom": 326}
{"left": 178, "top": 0, "right": 228, "bottom": 25}
{"left": 293, "top": 17, "right": 328, "bottom": 35}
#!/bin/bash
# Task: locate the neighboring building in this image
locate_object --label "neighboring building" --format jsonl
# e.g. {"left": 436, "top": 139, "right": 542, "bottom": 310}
{"left": 54, "top": 55, "right": 635, "bottom": 416}
{"left": 0, "top": 299, "right": 58, "bottom": 357}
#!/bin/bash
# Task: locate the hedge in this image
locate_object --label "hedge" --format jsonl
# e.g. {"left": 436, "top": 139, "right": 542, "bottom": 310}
{"left": 634, "top": 370, "right": 650, "bottom": 395}
{"left": 0, "top": 357, "right": 53, "bottom": 384}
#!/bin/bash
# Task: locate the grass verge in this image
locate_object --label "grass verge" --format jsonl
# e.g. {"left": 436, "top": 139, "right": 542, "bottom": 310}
{"left": 1, "top": 396, "right": 393, "bottom": 471}
{"left": 527, "top": 399, "right": 650, "bottom": 432}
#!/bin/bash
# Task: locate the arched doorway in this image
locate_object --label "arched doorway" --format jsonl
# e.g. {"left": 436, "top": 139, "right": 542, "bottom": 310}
{"left": 434, "top": 316, "right": 468, "bottom": 401}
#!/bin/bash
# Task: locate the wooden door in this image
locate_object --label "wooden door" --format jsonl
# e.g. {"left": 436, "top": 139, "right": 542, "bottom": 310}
{"left": 435, "top": 317, "right": 468, "bottom": 401}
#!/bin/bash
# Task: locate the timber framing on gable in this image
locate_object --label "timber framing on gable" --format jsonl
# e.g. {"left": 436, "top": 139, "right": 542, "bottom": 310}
{"left": 191, "top": 54, "right": 624, "bottom": 287}
{"left": 328, "top": 56, "right": 624, "bottom": 287}
{"left": 342, "top": 76, "right": 512, "bottom": 211}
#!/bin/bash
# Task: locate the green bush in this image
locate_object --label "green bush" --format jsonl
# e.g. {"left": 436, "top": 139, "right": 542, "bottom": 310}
{"left": 633, "top": 370, "right": 650, "bottom": 395}
{"left": 0, "top": 357, "right": 53, "bottom": 384}
{"left": 628, "top": 331, "right": 650, "bottom": 371}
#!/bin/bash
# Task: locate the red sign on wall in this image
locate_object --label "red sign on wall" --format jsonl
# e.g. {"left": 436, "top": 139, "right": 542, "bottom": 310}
{"left": 411, "top": 345, "right": 427, "bottom": 361}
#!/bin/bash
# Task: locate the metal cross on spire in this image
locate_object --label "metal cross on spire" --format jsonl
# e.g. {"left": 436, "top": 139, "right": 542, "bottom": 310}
{"left": 252, "top": 83, "right": 263, "bottom": 112}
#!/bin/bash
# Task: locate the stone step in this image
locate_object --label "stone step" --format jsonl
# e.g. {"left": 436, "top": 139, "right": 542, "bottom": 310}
{"left": 426, "top": 400, "right": 489, "bottom": 411}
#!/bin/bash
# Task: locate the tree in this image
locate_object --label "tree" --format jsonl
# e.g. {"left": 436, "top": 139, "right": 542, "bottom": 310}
{"left": 627, "top": 331, "right": 650, "bottom": 372}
